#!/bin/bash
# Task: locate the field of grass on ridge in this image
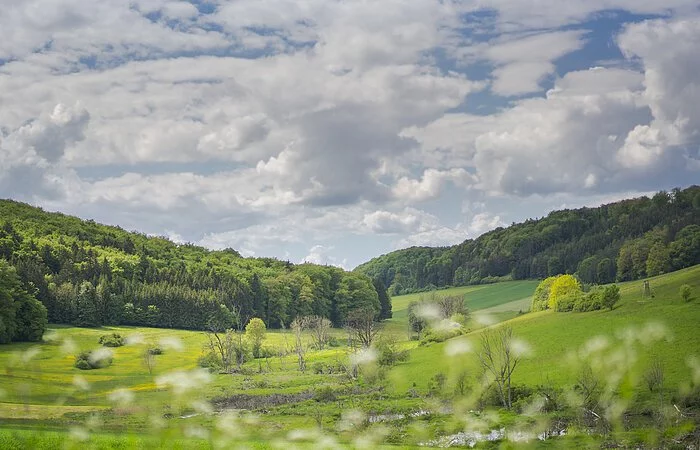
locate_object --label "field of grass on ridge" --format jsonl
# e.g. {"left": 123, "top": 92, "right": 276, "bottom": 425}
{"left": 388, "top": 264, "right": 700, "bottom": 395}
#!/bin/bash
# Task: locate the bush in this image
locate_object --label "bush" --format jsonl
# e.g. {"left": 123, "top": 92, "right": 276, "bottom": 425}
{"left": 74, "top": 359, "right": 92, "bottom": 370}
{"left": 680, "top": 284, "right": 692, "bottom": 302}
{"left": 428, "top": 373, "right": 446, "bottom": 396}
{"left": 74, "top": 350, "right": 112, "bottom": 370}
{"left": 147, "top": 346, "right": 163, "bottom": 355}
{"left": 375, "top": 336, "right": 409, "bottom": 367}
{"left": 197, "top": 351, "right": 222, "bottom": 372}
{"left": 98, "top": 333, "right": 124, "bottom": 347}
{"left": 601, "top": 285, "right": 620, "bottom": 310}
{"left": 314, "top": 386, "right": 337, "bottom": 402}
{"left": 573, "top": 290, "right": 603, "bottom": 312}
{"left": 312, "top": 362, "right": 326, "bottom": 374}
{"left": 555, "top": 292, "right": 580, "bottom": 312}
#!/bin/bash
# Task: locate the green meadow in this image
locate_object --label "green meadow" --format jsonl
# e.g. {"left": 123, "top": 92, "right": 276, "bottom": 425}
{"left": 388, "top": 265, "right": 700, "bottom": 393}
{"left": 0, "top": 268, "right": 698, "bottom": 447}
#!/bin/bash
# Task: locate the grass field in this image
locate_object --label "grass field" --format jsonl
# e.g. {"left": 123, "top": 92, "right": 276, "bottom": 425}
{"left": 0, "top": 269, "right": 698, "bottom": 448}
{"left": 388, "top": 265, "right": 700, "bottom": 394}
{"left": 384, "top": 280, "right": 539, "bottom": 333}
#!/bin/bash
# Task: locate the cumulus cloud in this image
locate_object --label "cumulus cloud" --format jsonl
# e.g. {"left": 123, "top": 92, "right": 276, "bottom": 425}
{"left": 301, "top": 245, "right": 348, "bottom": 269}
{"left": 1, "top": 1, "right": 698, "bottom": 268}
{"left": 483, "top": 30, "right": 587, "bottom": 96}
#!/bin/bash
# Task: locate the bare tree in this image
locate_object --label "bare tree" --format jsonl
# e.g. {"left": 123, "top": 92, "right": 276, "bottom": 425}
{"left": 307, "top": 315, "right": 332, "bottom": 350}
{"left": 478, "top": 325, "right": 521, "bottom": 408}
{"left": 143, "top": 349, "right": 155, "bottom": 375}
{"left": 291, "top": 316, "right": 308, "bottom": 372}
{"left": 205, "top": 304, "right": 236, "bottom": 370}
{"left": 436, "top": 295, "right": 469, "bottom": 319}
{"left": 346, "top": 308, "right": 380, "bottom": 348}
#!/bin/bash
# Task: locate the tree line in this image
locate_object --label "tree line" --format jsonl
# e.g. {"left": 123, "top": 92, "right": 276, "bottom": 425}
{"left": 356, "top": 186, "right": 700, "bottom": 294}
{"left": 0, "top": 200, "right": 391, "bottom": 343}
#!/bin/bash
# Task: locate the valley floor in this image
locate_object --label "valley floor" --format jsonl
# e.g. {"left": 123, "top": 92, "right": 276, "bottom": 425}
{"left": 1, "top": 269, "right": 699, "bottom": 448}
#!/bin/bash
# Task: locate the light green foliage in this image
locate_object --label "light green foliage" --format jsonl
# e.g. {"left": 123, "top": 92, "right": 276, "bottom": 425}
{"left": 0, "top": 266, "right": 698, "bottom": 448}
{"left": 245, "top": 317, "right": 267, "bottom": 358}
{"left": 601, "top": 284, "right": 620, "bottom": 310}
{"left": 531, "top": 276, "right": 556, "bottom": 311}
{"left": 646, "top": 242, "right": 671, "bottom": 276}
{"left": 547, "top": 274, "right": 582, "bottom": 310}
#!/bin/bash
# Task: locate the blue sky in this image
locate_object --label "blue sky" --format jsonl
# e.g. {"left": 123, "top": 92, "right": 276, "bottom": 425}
{"left": 1, "top": 0, "right": 699, "bottom": 268}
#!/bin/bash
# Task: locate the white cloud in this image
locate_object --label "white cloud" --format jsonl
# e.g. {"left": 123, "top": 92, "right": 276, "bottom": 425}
{"left": 1, "top": 1, "right": 699, "bottom": 268}
{"left": 301, "top": 245, "right": 348, "bottom": 269}
{"left": 618, "top": 18, "right": 700, "bottom": 161}
{"left": 482, "top": 30, "right": 587, "bottom": 96}
{"left": 392, "top": 168, "right": 475, "bottom": 202}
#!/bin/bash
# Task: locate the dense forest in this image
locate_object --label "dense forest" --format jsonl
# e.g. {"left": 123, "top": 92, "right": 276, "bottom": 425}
{"left": 0, "top": 200, "right": 391, "bottom": 342}
{"left": 356, "top": 186, "right": 700, "bottom": 295}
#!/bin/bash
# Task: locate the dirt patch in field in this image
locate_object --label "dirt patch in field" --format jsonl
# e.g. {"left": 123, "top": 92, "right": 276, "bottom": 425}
{"left": 212, "top": 392, "right": 314, "bottom": 410}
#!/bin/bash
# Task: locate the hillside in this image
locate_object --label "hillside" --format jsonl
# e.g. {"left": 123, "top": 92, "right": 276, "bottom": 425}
{"left": 0, "top": 199, "right": 390, "bottom": 337}
{"left": 356, "top": 185, "right": 700, "bottom": 294}
{"left": 388, "top": 264, "right": 700, "bottom": 395}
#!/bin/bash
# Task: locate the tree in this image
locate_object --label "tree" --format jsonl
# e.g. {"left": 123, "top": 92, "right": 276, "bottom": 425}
{"left": 290, "top": 316, "right": 308, "bottom": 372}
{"left": 346, "top": 307, "right": 379, "bottom": 348}
{"left": 332, "top": 273, "right": 379, "bottom": 326}
{"left": 407, "top": 301, "right": 426, "bottom": 335}
{"left": 206, "top": 304, "right": 237, "bottom": 370}
{"left": 646, "top": 242, "right": 670, "bottom": 277}
{"left": 76, "top": 281, "right": 99, "bottom": 327}
{"left": 478, "top": 325, "right": 522, "bottom": 408}
{"left": 601, "top": 285, "right": 620, "bottom": 310}
{"left": 245, "top": 317, "right": 267, "bottom": 358}
{"left": 14, "top": 296, "right": 48, "bottom": 342}
{"left": 306, "top": 315, "right": 331, "bottom": 350}
{"left": 143, "top": 348, "right": 156, "bottom": 375}
{"left": 531, "top": 276, "right": 556, "bottom": 311}
{"left": 596, "top": 258, "right": 615, "bottom": 285}
{"left": 435, "top": 295, "right": 468, "bottom": 319}
{"left": 373, "top": 279, "right": 392, "bottom": 320}
{"left": 548, "top": 275, "right": 582, "bottom": 310}
{"left": 0, "top": 260, "right": 20, "bottom": 343}
{"left": 0, "top": 260, "right": 44, "bottom": 343}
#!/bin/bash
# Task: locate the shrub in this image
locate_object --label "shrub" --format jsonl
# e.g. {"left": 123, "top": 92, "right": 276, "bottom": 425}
{"left": 428, "top": 373, "right": 446, "bottom": 396}
{"left": 314, "top": 386, "right": 337, "bottom": 402}
{"left": 555, "top": 291, "right": 581, "bottom": 312}
{"left": 601, "top": 285, "right": 620, "bottom": 310}
{"left": 680, "top": 284, "right": 692, "bottom": 302}
{"left": 147, "top": 346, "right": 163, "bottom": 355}
{"left": 312, "top": 362, "right": 326, "bottom": 374}
{"left": 98, "top": 333, "right": 124, "bottom": 347}
{"left": 375, "top": 336, "right": 409, "bottom": 367}
{"left": 197, "top": 351, "right": 222, "bottom": 372}
{"left": 74, "top": 350, "right": 112, "bottom": 370}
{"left": 573, "top": 290, "right": 603, "bottom": 312}
{"left": 74, "top": 359, "right": 92, "bottom": 370}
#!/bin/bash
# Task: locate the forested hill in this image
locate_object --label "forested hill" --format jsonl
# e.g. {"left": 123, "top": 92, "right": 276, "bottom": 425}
{"left": 355, "top": 186, "right": 700, "bottom": 295}
{"left": 0, "top": 199, "right": 391, "bottom": 336}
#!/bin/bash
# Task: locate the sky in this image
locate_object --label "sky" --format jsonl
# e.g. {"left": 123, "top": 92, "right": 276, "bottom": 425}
{"left": 1, "top": 1, "right": 700, "bottom": 269}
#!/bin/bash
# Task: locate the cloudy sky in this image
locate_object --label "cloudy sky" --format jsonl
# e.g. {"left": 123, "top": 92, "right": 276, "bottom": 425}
{"left": 1, "top": 1, "right": 699, "bottom": 269}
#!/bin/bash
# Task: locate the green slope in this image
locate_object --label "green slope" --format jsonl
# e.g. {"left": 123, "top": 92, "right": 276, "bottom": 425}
{"left": 388, "top": 265, "right": 700, "bottom": 394}
{"left": 384, "top": 280, "right": 538, "bottom": 333}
